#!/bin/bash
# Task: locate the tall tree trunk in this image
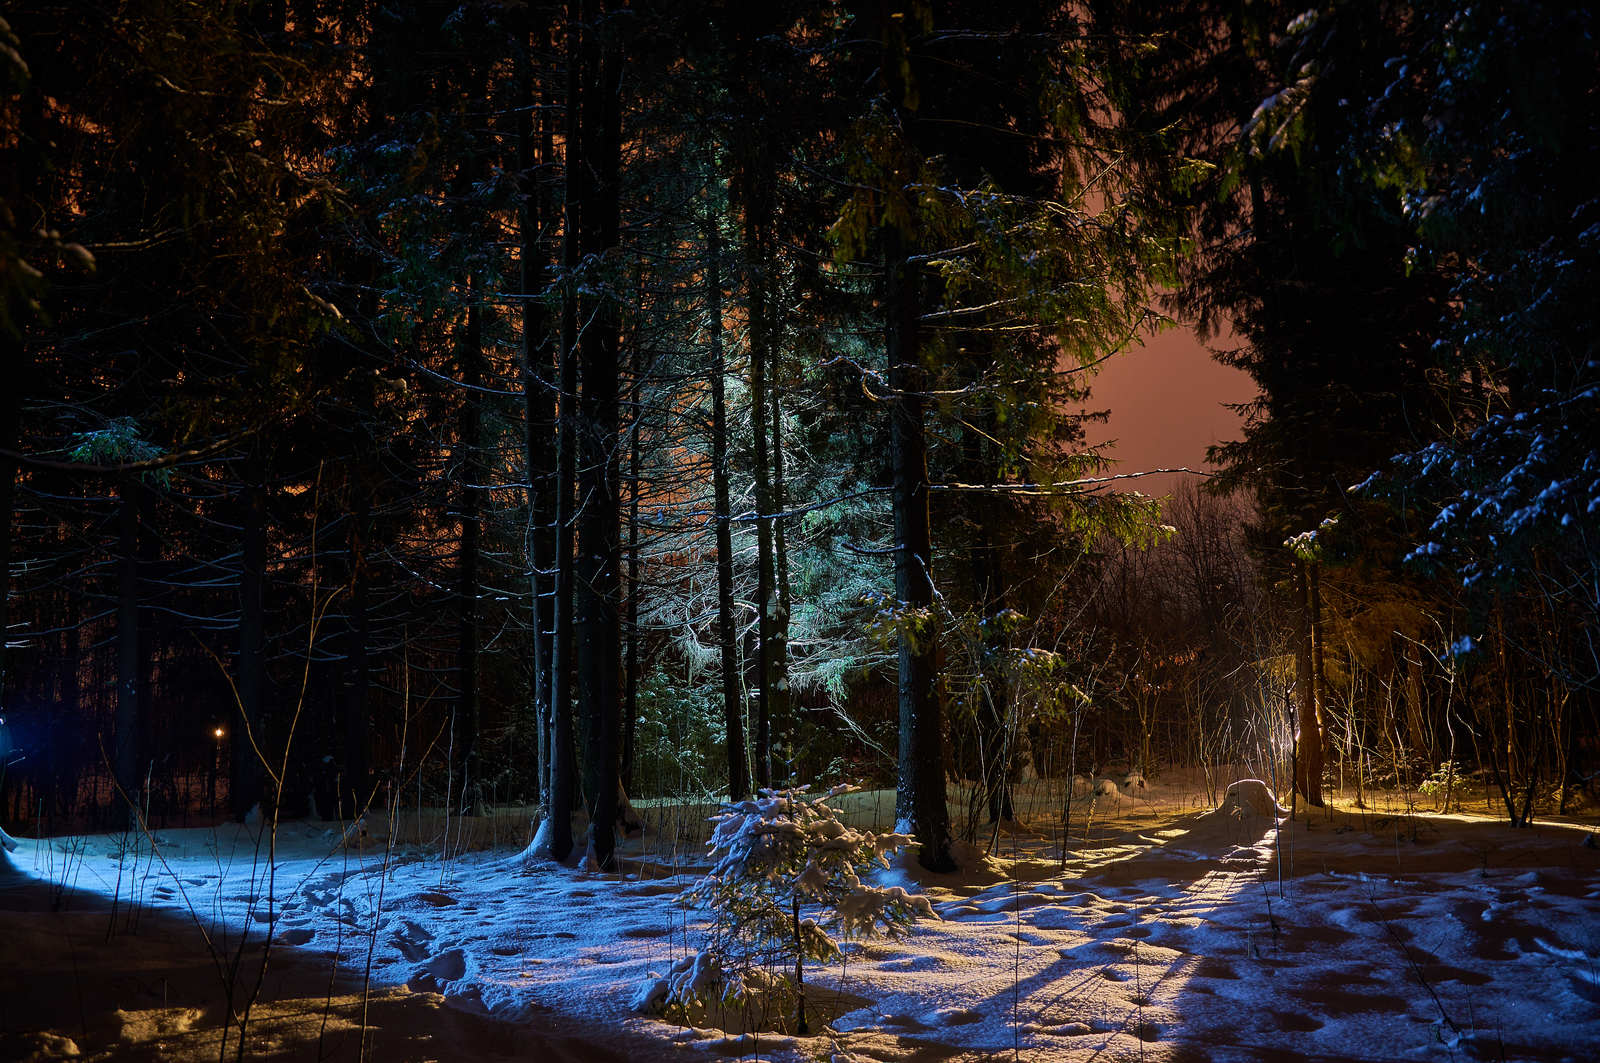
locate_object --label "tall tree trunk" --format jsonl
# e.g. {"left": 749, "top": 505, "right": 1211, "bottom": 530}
{"left": 768, "top": 309, "right": 792, "bottom": 784}
{"left": 0, "top": 341, "right": 20, "bottom": 711}
{"left": 744, "top": 167, "right": 776, "bottom": 791}
{"left": 0, "top": 85, "right": 41, "bottom": 717}
{"left": 1293, "top": 559, "right": 1324, "bottom": 806}
{"left": 517, "top": 13, "right": 559, "bottom": 817}
{"left": 343, "top": 488, "right": 370, "bottom": 820}
{"left": 622, "top": 357, "right": 641, "bottom": 796}
{"left": 707, "top": 206, "right": 749, "bottom": 801}
{"left": 234, "top": 463, "right": 267, "bottom": 821}
{"left": 972, "top": 508, "right": 1014, "bottom": 824}
{"left": 1309, "top": 561, "right": 1329, "bottom": 790}
{"left": 886, "top": 228, "right": 954, "bottom": 871}
{"left": 115, "top": 478, "right": 142, "bottom": 827}
{"left": 455, "top": 276, "right": 484, "bottom": 816}
{"left": 546, "top": 0, "right": 584, "bottom": 863}
{"left": 880, "top": 10, "right": 953, "bottom": 871}
{"left": 574, "top": 0, "right": 622, "bottom": 870}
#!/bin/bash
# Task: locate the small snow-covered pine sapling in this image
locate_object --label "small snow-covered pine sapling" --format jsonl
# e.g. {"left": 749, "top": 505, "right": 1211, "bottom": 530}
{"left": 636, "top": 785, "right": 936, "bottom": 1035}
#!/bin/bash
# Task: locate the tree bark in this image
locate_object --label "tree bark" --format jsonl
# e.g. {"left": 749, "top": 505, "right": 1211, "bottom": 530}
{"left": 768, "top": 301, "right": 792, "bottom": 784}
{"left": 548, "top": 0, "right": 584, "bottom": 863}
{"left": 707, "top": 207, "right": 750, "bottom": 801}
{"left": 744, "top": 166, "right": 776, "bottom": 791}
{"left": 454, "top": 276, "right": 484, "bottom": 816}
{"left": 115, "top": 478, "right": 142, "bottom": 827}
{"left": 574, "top": 0, "right": 622, "bottom": 870}
{"left": 886, "top": 228, "right": 954, "bottom": 871}
{"left": 514, "top": 0, "right": 558, "bottom": 821}
{"left": 0, "top": 339, "right": 20, "bottom": 711}
{"left": 622, "top": 356, "right": 641, "bottom": 796}
{"left": 1293, "top": 559, "right": 1324, "bottom": 806}
{"left": 234, "top": 462, "right": 267, "bottom": 821}
{"left": 342, "top": 481, "right": 370, "bottom": 820}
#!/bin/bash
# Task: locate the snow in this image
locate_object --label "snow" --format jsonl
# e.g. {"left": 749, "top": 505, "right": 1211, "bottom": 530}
{"left": 2, "top": 774, "right": 1598, "bottom": 1061}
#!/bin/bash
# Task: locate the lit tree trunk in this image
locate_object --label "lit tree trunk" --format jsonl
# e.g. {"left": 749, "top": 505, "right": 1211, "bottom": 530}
{"left": 707, "top": 205, "right": 749, "bottom": 801}
{"left": 768, "top": 314, "right": 792, "bottom": 783}
{"left": 1309, "top": 561, "right": 1329, "bottom": 790}
{"left": 744, "top": 166, "right": 776, "bottom": 791}
{"left": 1293, "top": 559, "right": 1324, "bottom": 806}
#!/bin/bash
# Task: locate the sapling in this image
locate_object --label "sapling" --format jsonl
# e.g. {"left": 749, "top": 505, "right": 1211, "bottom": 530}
{"left": 636, "top": 785, "right": 935, "bottom": 1035}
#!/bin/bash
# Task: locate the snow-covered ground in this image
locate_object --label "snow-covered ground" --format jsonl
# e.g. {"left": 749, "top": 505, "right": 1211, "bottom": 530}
{"left": 2, "top": 775, "right": 1597, "bottom": 1061}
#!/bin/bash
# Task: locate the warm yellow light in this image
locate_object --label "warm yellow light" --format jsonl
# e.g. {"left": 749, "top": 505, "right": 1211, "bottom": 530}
{"left": 214, "top": 728, "right": 224, "bottom": 739}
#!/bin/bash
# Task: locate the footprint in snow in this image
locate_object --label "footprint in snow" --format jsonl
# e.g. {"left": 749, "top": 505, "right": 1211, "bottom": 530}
{"left": 879, "top": 1012, "right": 931, "bottom": 1030}
{"left": 879, "top": 955, "right": 942, "bottom": 972}
{"left": 622, "top": 926, "right": 670, "bottom": 939}
{"left": 409, "top": 948, "right": 468, "bottom": 990}
{"left": 1010, "top": 931, "right": 1054, "bottom": 947}
{"left": 392, "top": 922, "right": 435, "bottom": 962}
{"left": 277, "top": 928, "right": 315, "bottom": 946}
{"left": 1274, "top": 1013, "right": 1322, "bottom": 1033}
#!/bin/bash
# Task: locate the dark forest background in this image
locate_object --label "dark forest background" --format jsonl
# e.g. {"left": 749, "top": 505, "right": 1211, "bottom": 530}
{"left": 0, "top": 1, "right": 1594, "bottom": 870}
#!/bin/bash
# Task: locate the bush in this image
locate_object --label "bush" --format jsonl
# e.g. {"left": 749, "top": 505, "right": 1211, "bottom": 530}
{"left": 632, "top": 671, "right": 725, "bottom": 799}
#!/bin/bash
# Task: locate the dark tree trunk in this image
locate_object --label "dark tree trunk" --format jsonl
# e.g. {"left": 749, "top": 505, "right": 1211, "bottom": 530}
{"left": 547, "top": 0, "right": 584, "bottom": 863}
{"left": 115, "top": 479, "right": 142, "bottom": 826}
{"left": 971, "top": 507, "right": 1014, "bottom": 824}
{"left": 518, "top": 14, "right": 559, "bottom": 818}
{"left": 886, "top": 229, "right": 954, "bottom": 872}
{"left": 0, "top": 339, "right": 20, "bottom": 710}
{"left": 342, "top": 478, "right": 371, "bottom": 820}
{"left": 574, "top": 0, "right": 622, "bottom": 870}
{"left": 622, "top": 356, "right": 641, "bottom": 797}
{"left": 455, "top": 277, "right": 484, "bottom": 816}
{"left": 707, "top": 209, "right": 750, "bottom": 801}
{"left": 234, "top": 463, "right": 267, "bottom": 821}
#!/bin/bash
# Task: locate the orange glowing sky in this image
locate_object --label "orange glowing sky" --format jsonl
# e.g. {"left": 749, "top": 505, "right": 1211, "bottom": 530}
{"left": 1081, "top": 325, "right": 1257, "bottom": 497}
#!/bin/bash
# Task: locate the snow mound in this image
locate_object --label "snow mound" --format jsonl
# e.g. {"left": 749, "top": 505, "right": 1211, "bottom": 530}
{"left": 1122, "top": 772, "right": 1147, "bottom": 791}
{"left": 8, "top": 1031, "right": 80, "bottom": 1061}
{"left": 1223, "top": 779, "right": 1285, "bottom": 818}
{"left": 1093, "top": 779, "right": 1119, "bottom": 798}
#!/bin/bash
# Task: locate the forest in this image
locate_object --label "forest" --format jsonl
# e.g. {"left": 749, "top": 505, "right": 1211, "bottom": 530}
{"left": 0, "top": 2, "right": 1596, "bottom": 1062}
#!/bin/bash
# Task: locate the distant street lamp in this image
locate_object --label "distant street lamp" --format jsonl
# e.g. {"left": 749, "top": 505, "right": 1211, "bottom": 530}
{"left": 210, "top": 727, "right": 224, "bottom": 817}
